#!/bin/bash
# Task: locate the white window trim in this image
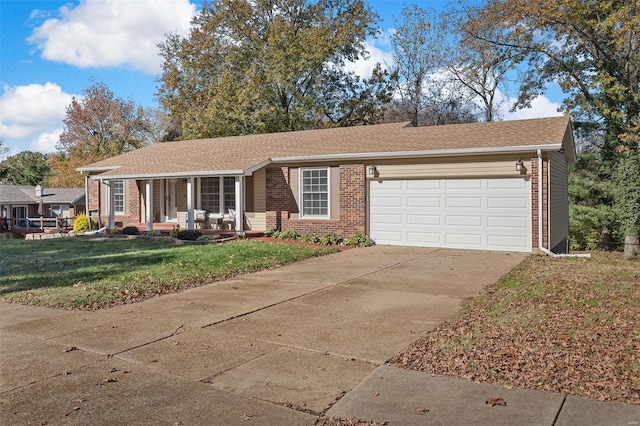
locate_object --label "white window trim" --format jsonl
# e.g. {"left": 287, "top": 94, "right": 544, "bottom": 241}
{"left": 113, "top": 180, "right": 125, "bottom": 215}
{"left": 299, "top": 166, "right": 330, "bottom": 219}
{"left": 198, "top": 176, "right": 236, "bottom": 216}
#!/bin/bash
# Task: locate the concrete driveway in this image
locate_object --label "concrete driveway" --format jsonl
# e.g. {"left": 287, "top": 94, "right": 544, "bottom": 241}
{"left": 0, "top": 246, "right": 525, "bottom": 425}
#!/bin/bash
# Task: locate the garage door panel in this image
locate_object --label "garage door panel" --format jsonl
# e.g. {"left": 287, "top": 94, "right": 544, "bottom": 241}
{"left": 407, "top": 180, "right": 441, "bottom": 190}
{"left": 446, "top": 180, "right": 483, "bottom": 190}
{"left": 446, "top": 216, "right": 482, "bottom": 227}
{"left": 407, "top": 232, "right": 442, "bottom": 244}
{"left": 488, "top": 197, "right": 528, "bottom": 209}
{"left": 446, "top": 233, "right": 483, "bottom": 246}
{"left": 487, "top": 216, "right": 528, "bottom": 229}
{"left": 407, "top": 214, "right": 440, "bottom": 225}
{"left": 407, "top": 197, "right": 441, "bottom": 208}
{"left": 446, "top": 197, "right": 482, "bottom": 208}
{"left": 487, "top": 235, "right": 529, "bottom": 249}
{"left": 370, "top": 178, "right": 531, "bottom": 252}
{"left": 488, "top": 179, "right": 529, "bottom": 190}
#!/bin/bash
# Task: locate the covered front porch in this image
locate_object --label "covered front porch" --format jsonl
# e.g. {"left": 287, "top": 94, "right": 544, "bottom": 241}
{"left": 98, "top": 175, "right": 247, "bottom": 233}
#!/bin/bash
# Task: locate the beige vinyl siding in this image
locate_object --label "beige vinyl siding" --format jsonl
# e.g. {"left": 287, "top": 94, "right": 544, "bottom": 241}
{"left": 153, "top": 180, "right": 162, "bottom": 221}
{"left": 549, "top": 151, "right": 569, "bottom": 252}
{"left": 249, "top": 168, "right": 267, "bottom": 231}
{"left": 373, "top": 160, "right": 526, "bottom": 180}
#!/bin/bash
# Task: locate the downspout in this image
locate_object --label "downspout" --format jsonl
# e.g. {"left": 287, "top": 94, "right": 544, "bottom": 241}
{"left": 537, "top": 149, "right": 590, "bottom": 258}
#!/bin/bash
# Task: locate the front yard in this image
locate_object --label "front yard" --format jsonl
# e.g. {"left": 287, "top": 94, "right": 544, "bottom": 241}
{"left": 0, "top": 237, "right": 336, "bottom": 309}
{"left": 391, "top": 253, "right": 640, "bottom": 405}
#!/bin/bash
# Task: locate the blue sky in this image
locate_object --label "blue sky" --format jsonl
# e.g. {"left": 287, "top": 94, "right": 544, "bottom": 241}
{"left": 0, "top": 0, "right": 563, "bottom": 159}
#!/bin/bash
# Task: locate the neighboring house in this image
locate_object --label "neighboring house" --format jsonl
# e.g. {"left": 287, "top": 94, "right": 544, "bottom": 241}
{"left": 77, "top": 116, "right": 575, "bottom": 253}
{"left": 0, "top": 185, "right": 86, "bottom": 229}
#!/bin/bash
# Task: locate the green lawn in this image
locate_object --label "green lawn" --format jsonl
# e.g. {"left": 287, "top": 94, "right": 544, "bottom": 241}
{"left": 0, "top": 237, "right": 336, "bottom": 309}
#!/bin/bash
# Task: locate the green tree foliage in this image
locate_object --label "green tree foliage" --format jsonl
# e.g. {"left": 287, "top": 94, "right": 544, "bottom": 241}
{"left": 0, "top": 151, "right": 51, "bottom": 186}
{"left": 614, "top": 149, "right": 640, "bottom": 258}
{"left": 469, "top": 0, "right": 639, "bottom": 157}
{"left": 157, "top": 0, "right": 382, "bottom": 139}
{"left": 568, "top": 152, "right": 618, "bottom": 250}
{"left": 0, "top": 137, "right": 8, "bottom": 156}
{"left": 467, "top": 0, "right": 640, "bottom": 253}
{"left": 48, "top": 82, "right": 150, "bottom": 187}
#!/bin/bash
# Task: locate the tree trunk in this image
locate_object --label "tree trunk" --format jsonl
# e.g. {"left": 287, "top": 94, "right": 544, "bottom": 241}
{"left": 623, "top": 235, "right": 639, "bottom": 260}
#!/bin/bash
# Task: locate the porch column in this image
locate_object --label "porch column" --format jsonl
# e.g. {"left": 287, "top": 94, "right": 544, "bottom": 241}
{"left": 145, "top": 179, "right": 153, "bottom": 231}
{"left": 84, "top": 175, "right": 90, "bottom": 224}
{"left": 106, "top": 181, "right": 115, "bottom": 229}
{"left": 234, "top": 176, "right": 244, "bottom": 231}
{"left": 186, "top": 177, "right": 194, "bottom": 230}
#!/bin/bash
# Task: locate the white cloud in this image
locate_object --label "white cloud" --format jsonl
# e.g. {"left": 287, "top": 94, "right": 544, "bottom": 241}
{"left": 28, "top": 0, "right": 196, "bottom": 75}
{"left": 344, "top": 36, "right": 394, "bottom": 80}
{"left": 0, "top": 82, "right": 74, "bottom": 140}
{"left": 498, "top": 91, "right": 564, "bottom": 121}
{"left": 32, "top": 128, "right": 64, "bottom": 153}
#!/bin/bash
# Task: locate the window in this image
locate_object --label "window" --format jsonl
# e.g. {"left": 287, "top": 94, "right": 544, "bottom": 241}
{"left": 301, "top": 168, "right": 329, "bottom": 218}
{"left": 201, "top": 177, "right": 220, "bottom": 214}
{"left": 113, "top": 180, "right": 125, "bottom": 214}
{"left": 223, "top": 177, "right": 236, "bottom": 214}
{"left": 199, "top": 177, "right": 236, "bottom": 215}
{"left": 50, "top": 205, "right": 70, "bottom": 218}
{"left": 12, "top": 206, "right": 27, "bottom": 227}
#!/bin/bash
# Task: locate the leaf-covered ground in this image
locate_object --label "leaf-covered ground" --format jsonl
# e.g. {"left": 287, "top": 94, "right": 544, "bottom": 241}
{"left": 390, "top": 253, "right": 640, "bottom": 405}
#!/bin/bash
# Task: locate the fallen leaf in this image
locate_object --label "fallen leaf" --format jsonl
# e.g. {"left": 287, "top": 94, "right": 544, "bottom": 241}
{"left": 416, "top": 406, "right": 430, "bottom": 414}
{"left": 64, "top": 346, "right": 78, "bottom": 353}
{"left": 486, "top": 397, "right": 506, "bottom": 407}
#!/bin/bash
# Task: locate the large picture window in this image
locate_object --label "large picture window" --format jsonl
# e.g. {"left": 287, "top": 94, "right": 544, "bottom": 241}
{"left": 113, "top": 180, "right": 125, "bottom": 214}
{"left": 301, "top": 168, "right": 329, "bottom": 218}
{"left": 200, "top": 177, "right": 236, "bottom": 215}
{"left": 201, "top": 177, "right": 220, "bottom": 214}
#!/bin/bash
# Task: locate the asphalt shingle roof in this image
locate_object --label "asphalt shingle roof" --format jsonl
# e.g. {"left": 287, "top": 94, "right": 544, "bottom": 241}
{"left": 0, "top": 185, "right": 85, "bottom": 204}
{"left": 78, "top": 116, "right": 572, "bottom": 179}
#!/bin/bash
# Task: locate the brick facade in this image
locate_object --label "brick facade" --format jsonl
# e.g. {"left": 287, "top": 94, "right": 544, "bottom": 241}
{"left": 265, "top": 164, "right": 367, "bottom": 237}
{"left": 87, "top": 179, "right": 141, "bottom": 228}
{"left": 530, "top": 156, "right": 549, "bottom": 250}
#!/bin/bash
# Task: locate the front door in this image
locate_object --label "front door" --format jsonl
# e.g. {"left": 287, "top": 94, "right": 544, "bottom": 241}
{"left": 165, "top": 179, "right": 178, "bottom": 222}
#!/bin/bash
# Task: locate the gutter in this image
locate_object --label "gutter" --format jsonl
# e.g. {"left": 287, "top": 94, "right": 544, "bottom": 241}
{"left": 537, "top": 149, "right": 590, "bottom": 258}
{"left": 272, "top": 144, "right": 564, "bottom": 164}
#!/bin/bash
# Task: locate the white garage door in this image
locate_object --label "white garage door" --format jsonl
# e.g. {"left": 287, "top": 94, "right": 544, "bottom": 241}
{"left": 369, "top": 178, "right": 531, "bottom": 252}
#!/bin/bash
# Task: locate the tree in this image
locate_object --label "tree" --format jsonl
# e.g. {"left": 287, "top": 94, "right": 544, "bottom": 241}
{"left": 389, "top": 5, "right": 446, "bottom": 127}
{"left": 48, "top": 82, "right": 150, "bottom": 187}
{"left": 0, "top": 137, "right": 8, "bottom": 156}
{"left": 157, "top": 0, "right": 380, "bottom": 139}
{"left": 444, "top": 6, "right": 523, "bottom": 122}
{"left": 0, "top": 151, "right": 50, "bottom": 186}
{"left": 615, "top": 148, "right": 640, "bottom": 259}
{"left": 467, "top": 0, "right": 640, "bottom": 256}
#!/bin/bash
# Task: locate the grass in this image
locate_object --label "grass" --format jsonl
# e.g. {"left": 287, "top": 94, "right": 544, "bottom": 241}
{"left": 0, "top": 237, "right": 336, "bottom": 309}
{"left": 391, "top": 252, "right": 640, "bottom": 405}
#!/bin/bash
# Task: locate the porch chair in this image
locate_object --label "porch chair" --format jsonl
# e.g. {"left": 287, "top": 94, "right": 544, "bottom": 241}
{"left": 222, "top": 209, "right": 235, "bottom": 230}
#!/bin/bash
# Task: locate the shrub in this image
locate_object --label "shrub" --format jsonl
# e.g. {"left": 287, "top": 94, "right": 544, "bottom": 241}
{"left": 73, "top": 213, "right": 97, "bottom": 234}
{"left": 300, "top": 233, "right": 319, "bottom": 244}
{"left": 170, "top": 225, "right": 180, "bottom": 238}
{"left": 264, "top": 228, "right": 280, "bottom": 237}
{"left": 122, "top": 226, "right": 140, "bottom": 235}
{"left": 144, "top": 231, "right": 162, "bottom": 237}
{"left": 197, "top": 234, "right": 222, "bottom": 241}
{"left": 569, "top": 205, "right": 619, "bottom": 250}
{"left": 177, "top": 229, "right": 202, "bottom": 241}
{"left": 320, "top": 232, "right": 343, "bottom": 246}
{"left": 277, "top": 229, "right": 299, "bottom": 240}
{"left": 345, "top": 232, "right": 375, "bottom": 247}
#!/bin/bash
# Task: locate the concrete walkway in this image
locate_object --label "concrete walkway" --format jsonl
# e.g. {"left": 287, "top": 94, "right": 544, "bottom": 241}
{"left": 1, "top": 246, "right": 638, "bottom": 425}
